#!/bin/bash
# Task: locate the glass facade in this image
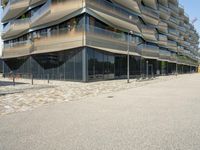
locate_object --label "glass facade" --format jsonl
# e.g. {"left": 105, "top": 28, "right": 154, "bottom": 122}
{"left": 87, "top": 48, "right": 141, "bottom": 81}
{"left": 1, "top": 10, "right": 198, "bottom": 82}
{"left": 0, "top": 59, "right": 3, "bottom": 73}
{"left": 3, "top": 47, "right": 198, "bottom": 82}
{"left": 87, "top": 48, "right": 114, "bottom": 81}
{"left": 4, "top": 48, "right": 83, "bottom": 81}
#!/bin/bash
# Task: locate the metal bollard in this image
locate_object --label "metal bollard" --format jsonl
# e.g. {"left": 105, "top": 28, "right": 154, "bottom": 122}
{"left": 31, "top": 74, "right": 34, "bottom": 85}
{"left": 48, "top": 74, "right": 50, "bottom": 84}
{"left": 13, "top": 74, "right": 15, "bottom": 86}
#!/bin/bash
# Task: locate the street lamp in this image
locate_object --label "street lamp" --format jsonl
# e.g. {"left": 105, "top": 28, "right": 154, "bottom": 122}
{"left": 127, "top": 30, "right": 133, "bottom": 83}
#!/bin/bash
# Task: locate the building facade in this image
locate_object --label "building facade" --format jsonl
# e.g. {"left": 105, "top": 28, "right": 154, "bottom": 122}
{"left": 1, "top": 0, "right": 199, "bottom": 82}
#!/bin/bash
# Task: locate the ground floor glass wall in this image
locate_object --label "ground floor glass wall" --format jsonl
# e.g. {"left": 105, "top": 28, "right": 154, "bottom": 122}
{"left": 2, "top": 47, "right": 198, "bottom": 82}
{"left": 4, "top": 48, "right": 84, "bottom": 81}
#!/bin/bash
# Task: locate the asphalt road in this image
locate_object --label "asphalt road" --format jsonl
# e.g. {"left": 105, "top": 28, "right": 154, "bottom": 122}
{"left": 1, "top": 74, "right": 200, "bottom": 150}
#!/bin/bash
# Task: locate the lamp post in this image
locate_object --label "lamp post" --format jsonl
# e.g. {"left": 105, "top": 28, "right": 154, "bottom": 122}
{"left": 146, "top": 60, "right": 149, "bottom": 79}
{"left": 176, "top": 52, "right": 178, "bottom": 76}
{"left": 127, "top": 31, "right": 133, "bottom": 83}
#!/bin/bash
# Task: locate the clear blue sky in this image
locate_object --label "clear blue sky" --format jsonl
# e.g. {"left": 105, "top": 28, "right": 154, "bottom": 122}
{"left": 179, "top": 0, "right": 200, "bottom": 37}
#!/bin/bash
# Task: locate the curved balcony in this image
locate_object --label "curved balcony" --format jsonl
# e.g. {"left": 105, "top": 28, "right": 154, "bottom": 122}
{"left": 31, "top": 0, "right": 83, "bottom": 28}
{"left": 142, "top": 0, "right": 157, "bottom": 9}
{"left": 159, "top": 49, "right": 171, "bottom": 61}
{"left": 86, "top": 25, "right": 139, "bottom": 55}
{"left": 32, "top": 27, "right": 84, "bottom": 54}
{"left": 2, "top": 0, "right": 30, "bottom": 22}
{"left": 171, "top": 53, "right": 177, "bottom": 62}
{"left": 3, "top": 40, "right": 32, "bottom": 59}
{"left": 158, "top": 4, "right": 170, "bottom": 20}
{"left": 168, "top": 2, "right": 179, "bottom": 15}
{"left": 183, "top": 41, "right": 190, "bottom": 49}
{"left": 111, "top": 0, "right": 141, "bottom": 13}
{"left": 140, "top": 5, "right": 159, "bottom": 25}
{"left": 158, "top": 0, "right": 168, "bottom": 6}
{"left": 140, "top": 25, "right": 157, "bottom": 42}
{"left": 158, "top": 34, "right": 168, "bottom": 46}
{"left": 30, "top": 0, "right": 46, "bottom": 5}
{"left": 169, "top": 16, "right": 179, "bottom": 25}
{"left": 178, "top": 46, "right": 184, "bottom": 52}
{"left": 167, "top": 40, "right": 177, "bottom": 52}
{"left": 157, "top": 21, "right": 168, "bottom": 33}
{"left": 2, "top": 18, "right": 30, "bottom": 39}
{"left": 168, "top": 28, "right": 179, "bottom": 40}
{"left": 178, "top": 26, "right": 186, "bottom": 34}
{"left": 137, "top": 44, "right": 159, "bottom": 59}
{"left": 86, "top": 0, "right": 141, "bottom": 34}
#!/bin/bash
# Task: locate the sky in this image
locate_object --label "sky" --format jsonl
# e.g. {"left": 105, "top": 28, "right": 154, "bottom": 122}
{"left": 0, "top": 1, "right": 199, "bottom": 57}
{"left": 179, "top": 0, "right": 200, "bottom": 41}
{"left": 0, "top": 7, "right": 2, "bottom": 57}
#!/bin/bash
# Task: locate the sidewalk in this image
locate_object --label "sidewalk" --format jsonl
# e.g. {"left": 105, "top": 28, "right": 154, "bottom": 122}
{"left": 0, "top": 74, "right": 193, "bottom": 116}
{"left": 0, "top": 73, "right": 200, "bottom": 150}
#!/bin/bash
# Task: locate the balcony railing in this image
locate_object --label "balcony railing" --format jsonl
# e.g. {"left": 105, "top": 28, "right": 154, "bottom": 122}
{"left": 140, "top": 5, "right": 159, "bottom": 19}
{"left": 140, "top": 25, "right": 155, "bottom": 34}
{"left": 30, "top": 0, "right": 46, "bottom": 5}
{"left": 169, "top": 16, "right": 179, "bottom": 25}
{"left": 33, "top": 26, "right": 84, "bottom": 54}
{"left": 178, "top": 26, "right": 186, "bottom": 33}
{"left": 3, "top": 40, "right": 32, "bottom": 58}
{"left": 168, "top": 3, "right": 179, "bottom": 13}
{"left": 158, "top": 34, "right": 167, "bottom": 41}
{"left": 137, "top": 44, "right": 159, "bottom": 58}
{"left": 157, "top": 21, "right": 168, "bottom": 33}
{"left": 30, "top": 0, "right": 84, "bottom": 27}
{"left": 4, "top": 40, "right": 31, "bottom": 49}
{"left": 158, "top": 34, "right": 167, "bottom": 46}
{"left": 159, "top": 49, "right": 171, "bottom": 60}
{"left": 2, "top": 19, "right": 30, "bottom": 39}
{"left": 86, "top": 0, "right": 140, "bottom": 25}
{"left": 2, "top": 0, "right": 29, "bottom": 22}
{"left": 86, "top": 25, "right": 139, "bottom": 54}
{"left": 167, "top": 40, "right": 178, "bottom": 52}
{"left": 171, "top": 53, "right": 177, "bottom": 62}
{"left": 2, "top": 22, "right": 11, "bottom": 34}
{"left": 168, "top": 40, "right": 177, "bottom": 47}
{"left": 168, "top": 28, "right": 179, "bottom": 36}
{"left": 2, "top": 0, "right": 11, "bottom": 19}
{"left": 178, "top": 46, "right": 184, "bottom": 51}
{"left": 2, "top": 18, "right": 30, "bottom": 37}
{"left": 31, "top": 0, "right": 51, "bottom": 23}
{"left": 159, "top": 4, "right": 170, "bottom": 13}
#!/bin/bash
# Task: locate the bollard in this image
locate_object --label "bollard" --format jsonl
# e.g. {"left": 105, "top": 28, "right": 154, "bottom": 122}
{"left": 13, "top": 74, "right": 15, "bottom": 86}
{"left": 48, "top": 74, "right": 50, "bottom": 84}
{"left": 31, "top": 74, "right": 34, "bottom": 85}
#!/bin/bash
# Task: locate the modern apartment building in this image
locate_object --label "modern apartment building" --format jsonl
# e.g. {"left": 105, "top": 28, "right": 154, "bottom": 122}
{"left": 0, "top": 0, "right": 199, "bottom": 82}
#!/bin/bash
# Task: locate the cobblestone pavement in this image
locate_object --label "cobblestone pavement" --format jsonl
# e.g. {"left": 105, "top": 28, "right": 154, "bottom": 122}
{"left": 0, "top": 74, "right": 185, "bottom": 116}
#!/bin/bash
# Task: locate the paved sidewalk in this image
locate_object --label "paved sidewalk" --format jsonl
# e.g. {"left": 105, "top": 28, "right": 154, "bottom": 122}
{"left": 0, "top": 74, "right": 200, "bottom": 150}
{"left": 0, "top": 74, "right": 179, "bottom": 116}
